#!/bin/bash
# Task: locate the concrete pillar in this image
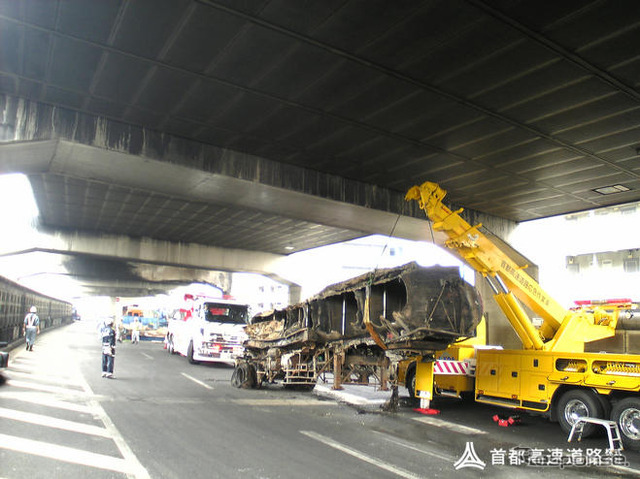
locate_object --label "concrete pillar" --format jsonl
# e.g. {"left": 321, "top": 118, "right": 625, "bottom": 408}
{"left": 288, "top": 285, "right": 301, "bottom": 305}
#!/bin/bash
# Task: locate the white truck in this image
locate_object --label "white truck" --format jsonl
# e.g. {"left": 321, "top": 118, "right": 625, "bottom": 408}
{"left": 166, "top": 296, "right": 249, "bottom": 365}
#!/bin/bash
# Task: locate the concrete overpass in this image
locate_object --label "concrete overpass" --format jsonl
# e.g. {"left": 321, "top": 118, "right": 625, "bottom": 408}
{"left": 1, "top": 1, "right": 640, "bottom": 299}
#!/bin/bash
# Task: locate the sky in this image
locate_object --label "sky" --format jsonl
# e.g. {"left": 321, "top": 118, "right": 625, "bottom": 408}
{"left": 0, "top": 174, "right": 85, "bottom": 298}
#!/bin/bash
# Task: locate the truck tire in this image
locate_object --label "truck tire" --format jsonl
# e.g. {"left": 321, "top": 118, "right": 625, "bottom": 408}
{"left": 557, "top": 389, "right": 603, "bottom": 437}
{"left": 187, "top": 341, "right": 199, "bottom": 365}
{"left": 611, "top": 397, "right": 640, "bottom": 450}
{"left": 231, "top": 361, "right": 256, "bottom": 389}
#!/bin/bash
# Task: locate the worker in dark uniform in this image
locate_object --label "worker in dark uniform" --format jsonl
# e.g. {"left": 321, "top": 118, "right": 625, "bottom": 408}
{"left": 23, "top": 306, "right": 40, "bottom": 351}
{"left": 101, "top": 318, "right": 116, "bottom": 378}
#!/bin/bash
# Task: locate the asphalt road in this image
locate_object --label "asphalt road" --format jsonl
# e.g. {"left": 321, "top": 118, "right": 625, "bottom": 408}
{"left": 1, "top": 320, "right": 639, "bottom": 479}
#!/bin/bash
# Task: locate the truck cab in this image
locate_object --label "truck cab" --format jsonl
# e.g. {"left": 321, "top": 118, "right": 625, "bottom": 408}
{"left": 167, "top": 296, "right": 249, "bottom": 365}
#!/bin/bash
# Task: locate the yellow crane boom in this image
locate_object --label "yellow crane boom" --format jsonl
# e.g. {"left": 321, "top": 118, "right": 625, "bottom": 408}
{"left": 406, "top": 181, "right": 619, "bottom": 352}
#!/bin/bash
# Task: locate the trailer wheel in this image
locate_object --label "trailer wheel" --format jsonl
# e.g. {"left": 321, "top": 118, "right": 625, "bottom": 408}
{"left": 231, "top": 361, "right": 256, "bottom": 389}
{"left": 557, "top": 389, "right": 603, "bottom": 437}
{"left": 611, "top": 397, "right": 640, "bottom": 450}
{"left": 187, "top": 341, "right": 199, "bottom": 365}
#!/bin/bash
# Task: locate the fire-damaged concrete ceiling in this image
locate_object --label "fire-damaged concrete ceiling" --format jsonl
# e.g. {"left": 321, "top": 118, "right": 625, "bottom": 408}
{"left": 2, "top": 0, "right": 640, "bottom": 280}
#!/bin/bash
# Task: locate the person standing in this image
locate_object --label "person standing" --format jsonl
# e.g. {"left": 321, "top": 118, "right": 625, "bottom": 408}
{"left": 23, "top": 306, "right": 40, "bottom": 351}
{"left": 116, "top": 316, "right": 124, "bottom": 343}
{"left": 131, "top": 317, "right": 141, "bottom": 344}
{"left": 101, "top": 318, "right": 116, "bottom": 378}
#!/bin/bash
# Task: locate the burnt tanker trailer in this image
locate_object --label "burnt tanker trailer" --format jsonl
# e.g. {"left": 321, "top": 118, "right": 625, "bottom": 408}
{"left": 232, "top": 262, "right": 482, "bottom": 392}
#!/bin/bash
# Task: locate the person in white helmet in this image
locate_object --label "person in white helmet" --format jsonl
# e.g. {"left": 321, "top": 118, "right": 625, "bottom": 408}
{"left": 101, "top": 318, "right": 116, "bottom": 378}
{"left": 23, "top": 306, "right": 40, "bottom": 351}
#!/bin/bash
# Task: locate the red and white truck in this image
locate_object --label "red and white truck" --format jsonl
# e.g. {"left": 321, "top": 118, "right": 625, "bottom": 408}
{"left": 166, "top": 294, "right": 249, "bottom": 365}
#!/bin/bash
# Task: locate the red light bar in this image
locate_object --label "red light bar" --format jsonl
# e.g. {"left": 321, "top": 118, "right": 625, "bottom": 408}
{"left": 574, "top": 298, "right": 633, "bottom": 306}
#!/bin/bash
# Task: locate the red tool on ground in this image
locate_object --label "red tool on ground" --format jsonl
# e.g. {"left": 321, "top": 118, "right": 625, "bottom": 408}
{"left": 493, "top": 414, "right": 521, "bottom": 427}
{"left": 413, "top": 408, "right": 441, "bottom": 415}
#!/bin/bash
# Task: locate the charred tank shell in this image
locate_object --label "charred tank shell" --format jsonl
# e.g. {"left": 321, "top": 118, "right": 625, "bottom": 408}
{"left": 246, "top": 262, "right": 482, "bottom": 354}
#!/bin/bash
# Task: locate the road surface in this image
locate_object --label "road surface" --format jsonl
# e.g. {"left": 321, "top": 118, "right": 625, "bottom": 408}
{"left": 1, "top": 320, "right": 638, "bottom": 478}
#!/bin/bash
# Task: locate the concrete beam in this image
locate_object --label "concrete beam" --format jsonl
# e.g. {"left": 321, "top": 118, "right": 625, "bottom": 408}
{"left": 2, "top": 232, "right": 283, "bottom": 274}
{"left": 0, "top": 139, "right": 439, "bottom": 244}
{"left": 0, "top": 227, "right": 308, "bottom": 302}
{"left": 0, "top": 94, "right": 427, "bottom": 222}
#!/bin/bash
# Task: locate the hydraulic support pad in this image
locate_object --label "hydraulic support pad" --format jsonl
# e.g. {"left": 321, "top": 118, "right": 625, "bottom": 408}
{"left": 415, "top": 360, "right": 434, "bottom": 410}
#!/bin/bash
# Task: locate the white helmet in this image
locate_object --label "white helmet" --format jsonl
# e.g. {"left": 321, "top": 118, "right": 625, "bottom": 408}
{"left": 30, "top": 306, "right": 37, "bottom": 313}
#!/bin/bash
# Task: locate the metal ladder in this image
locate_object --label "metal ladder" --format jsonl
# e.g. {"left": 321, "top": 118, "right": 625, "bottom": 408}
{"left": 567, "top": 417, "right": 623, "bottom": 450}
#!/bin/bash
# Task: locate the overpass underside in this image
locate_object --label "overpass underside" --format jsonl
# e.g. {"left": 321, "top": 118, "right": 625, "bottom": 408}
{"left": 0, "top": 95, "right": 517, "bottom": 300}
{"left": 0, "top": 95, "right": 437, "bottom": 297}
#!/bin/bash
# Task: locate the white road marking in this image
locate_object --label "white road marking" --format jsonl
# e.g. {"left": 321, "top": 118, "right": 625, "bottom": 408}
{"left": 181, "top": 372, "right": 214, "bottom": 390}
{"left": 4, "top": 369, "right": 83, "bottom": 387}
{"left": 300, "top": 430, "right": 423, "bottom": 479}
{"left": 5, "top": 341, "right": 152, "bottom": 478}
{"left": 6, "top": 379, "right": 87, "bottom": 396}
{"left": 3, "top": 326, "right": 148, "bottom": 478}
{"left": 0, "top": 433, "right": 142, "bottom": 476}
{"left": 0, "top": 391, "right": 93, "bottom": 414}
{"left": 75, "top": 372, "right": 151, "bottom": 479}
{"left": 7, "top": 363, "right": 76, "bottom": 377}
{"left": 0, "top": 407, "right": 110, "bottom": 437}
{"left": 371, "top": 430, "right": 454, "bottom": 462}
{"left": 412, "top": 415, "right": 487, "bottom": 435}
{"left": 141, "top": 353, "right": 153, "bottom": 360}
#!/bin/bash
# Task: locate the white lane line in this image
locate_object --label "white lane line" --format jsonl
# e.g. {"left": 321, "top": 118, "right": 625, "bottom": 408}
{"left": 371, "top": 430, "right": 454, "bottom": 462}
{"left": 232, "top": 398, "right": 337, "bottom": 406}
{"left": 4, "top": 370, "right": 83, "bottom": 387}
{"left": 412, "top": 416, "right": 487, "bottom": 435}
{"left": 300, "top": 430, "right": 423, "bottom": 479}
{"left": 0, "top": 433, "right": 141, "bottom": 476}
{"left": 140, "top": 353, "right": 153, "bottom": 360}
{"left": 8, "top": 363, "right": 77, "bottom": 377}
{"left": 181, "top": 372, "right": 214, "bottom": 390}
{"left": 4, "top": 329, "right": 150, "bottom": 478}
{"left": 75, "top": 372, "right": 151, "bottom": 479}
{"left": 0, "top": 391, "right": 93, "bottom": 414}
{"left": 0, "top": 407, "right": 110, "bottom": 437}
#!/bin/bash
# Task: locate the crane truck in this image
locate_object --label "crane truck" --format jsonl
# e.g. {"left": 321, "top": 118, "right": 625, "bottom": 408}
{"left": 405, "top": 181, "right": 640, "bottom": 449}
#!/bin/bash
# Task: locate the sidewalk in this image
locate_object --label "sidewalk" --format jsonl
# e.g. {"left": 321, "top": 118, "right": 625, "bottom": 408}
{"left": 313, "top": 374, "right": 407, "bottom": 410}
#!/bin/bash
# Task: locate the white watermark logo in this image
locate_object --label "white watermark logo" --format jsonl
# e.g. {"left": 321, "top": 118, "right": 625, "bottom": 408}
{"left": 490, "top": 446, "right": 629, "bottom": 468}
{"left": 454, "top": 442, "right": 486, "bottom": 470}
{"left": 454, "top": 442, "right": 629, "bottom": 470}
